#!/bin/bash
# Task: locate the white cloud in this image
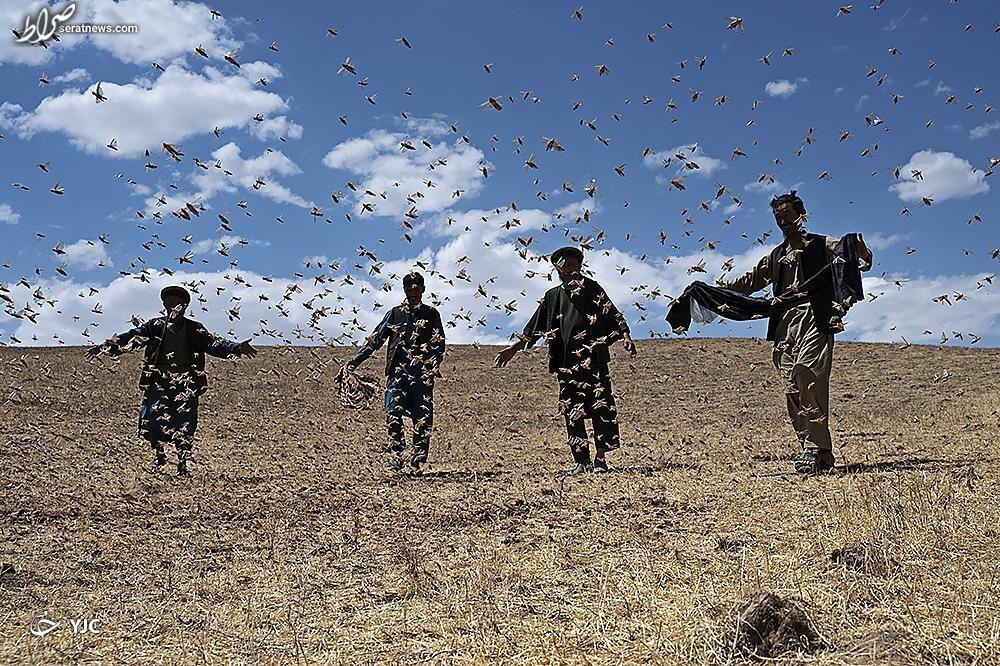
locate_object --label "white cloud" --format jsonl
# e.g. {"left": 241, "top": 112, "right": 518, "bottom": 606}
{"left": 864, "top": 232, "right": 906, "bottom": 250}
{"left": 249, "top": 115, "right": 303, "bottom": 141}
{"left": 61, "top": 239, "right": 110, "bottom": 270}
{"left": 889, "top": 150, "right": 989, "bottom": 203}
{"left": 0, "top": 0, "right": 238, "bottom": 67}
{"left": 934, "top": 81, "right": 952, "bottom": 96}
{"left": 4, "top": 228, "right": 996, "bottom": 348}
{"left": 191, "top": 234, "right": 270, "bottom": 256}
{"left": 15, "top": 65, "right": 288, "bottom": 156}
{"left": 0, "top": 102, "right": 23, "bottom": 129}
{"left": 855, "top": 93, "right": 870, "bottom": 111}
{"left": 850, "top": 274, "right": 998, "bottom": 343}
{"left": 744, "top": 178, "right": 786, "bottom": 194}
{"left": 301, "top": 254, "right": 329, "bottom": 267}
{"left": 81, "top": 0, "right": 239, "bottom": 66}
{"left": 0, "top": 202, "right": 20, "bottom": 224}
{"left": 237, "top": 61, "right": 283, "bottom": 84}
{"left": 51, "top": 67, "right": 90, "bottom": 84}
{"left": 5, "top": 203, "right": 793, "bottom": 347}
{"left": 765, "top": 79, "right": 798, "bottom": 98}
{"left": 641, "top": 143, "right": 725, "bottom": 178}
{"left": 322, "top": 123, "right": 489, "bottom": 218}
{"left": 146, "top": 142, "right": 313, "bottom": 215}
{"left": 914, "top": 78, "right": 932, "bottom": 88}
{"left": 194, "top": 142, "right": 311, "bottom": 208}
{"left": 0, "top": 1, "right": 79, "bottom": 65}
{"left": 969, "top": 121, "right": 1000, "bottom": 141}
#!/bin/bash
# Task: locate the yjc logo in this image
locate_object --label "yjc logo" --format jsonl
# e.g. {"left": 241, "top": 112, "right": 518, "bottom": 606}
{"left": 12, "top": 3, "right": 77, "bottom": 45}
{"left": 30, "top": 616, "right": 100, "bottom": 638}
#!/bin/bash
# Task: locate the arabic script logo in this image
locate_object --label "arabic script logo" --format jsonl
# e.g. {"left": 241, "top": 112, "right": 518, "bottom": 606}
{"left": 13, "top": 3, "right": 77, "bottom": 45}
{"left": 29, "top": 618, "right": 60, "bottom": 638}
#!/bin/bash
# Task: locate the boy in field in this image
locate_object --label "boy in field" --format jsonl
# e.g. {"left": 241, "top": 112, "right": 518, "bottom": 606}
{"left": 340, "top": 272, "right": 446, "bottom": 473}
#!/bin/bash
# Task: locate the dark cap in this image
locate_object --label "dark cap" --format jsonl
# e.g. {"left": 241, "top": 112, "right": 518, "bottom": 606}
{"left": 550, "top": 246, "right": 584, "bottom": 266}
{"left": 160, "top": 285, "right": 191, "bottom": 304}
{"left": 403, "top": 271, "right": 424, "bottom": 288}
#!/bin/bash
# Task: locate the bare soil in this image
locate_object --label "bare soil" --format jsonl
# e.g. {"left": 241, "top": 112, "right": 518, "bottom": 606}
{"left": 1, "top": 339, "right": 998, "bottom": 664}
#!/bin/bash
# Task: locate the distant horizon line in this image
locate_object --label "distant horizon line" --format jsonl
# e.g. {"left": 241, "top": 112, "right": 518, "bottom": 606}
{"left": 2, "top": 337, "right": 995, "bottom": 351}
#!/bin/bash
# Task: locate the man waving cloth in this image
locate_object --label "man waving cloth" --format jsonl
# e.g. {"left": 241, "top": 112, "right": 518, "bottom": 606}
{"left": 495, "top": 246, "right": 636, "bottom": 475}
{"left": 668, "top": 191, "right": 872, "bottom": 475}
{"left": 340, "top": 272, "right": 445, "bottom": 474}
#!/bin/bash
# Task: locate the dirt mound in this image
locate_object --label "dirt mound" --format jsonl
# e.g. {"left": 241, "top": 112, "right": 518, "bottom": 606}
{"left": 731, "top": 592, "right": 827, "bottom": 659}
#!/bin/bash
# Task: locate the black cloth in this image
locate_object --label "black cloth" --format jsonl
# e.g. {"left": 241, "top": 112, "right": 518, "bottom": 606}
{"left": 667, "top": 233, "right": 866, "bottom": 338}
{"left": 522, "top": 276, "right": 630, "bottom": 374}
{"left": 666, "top": 282, "right": 775, "bottom": 333}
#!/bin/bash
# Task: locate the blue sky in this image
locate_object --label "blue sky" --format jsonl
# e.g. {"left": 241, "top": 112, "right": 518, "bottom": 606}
{"left": 0, "top": 0, "right": 996, "bottom": 348}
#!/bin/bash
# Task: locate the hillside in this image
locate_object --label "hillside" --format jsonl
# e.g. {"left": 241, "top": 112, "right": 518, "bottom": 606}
{"left": 1, "top": 340, "right": 998, "bottom": 663}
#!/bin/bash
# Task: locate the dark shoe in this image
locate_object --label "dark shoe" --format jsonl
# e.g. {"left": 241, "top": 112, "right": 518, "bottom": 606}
{"left": 176, "top": 450, "right": 192, "bottom": 478}
{"left": 407, "top": 461, "right": 424, "bottom": 476}
{"left": 148, "top": 449, "right": 167, "bottom": 473}
{"left": 569, "top": 463, "right": 588, "bottom": 475}
{"left": 592, "top": 458, "right": 610, "bottom": 474}
{"left": 387, "top": 454, "right": 403, "bottom": 471}
{"left": 794, "top": 449, "right": 835, "bottom": 475}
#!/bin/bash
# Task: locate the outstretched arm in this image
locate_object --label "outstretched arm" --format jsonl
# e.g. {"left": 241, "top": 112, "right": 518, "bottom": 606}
{"left": 723, "top": 253, "right": 771, "bottom": 295}
{"left": 346, "top": 310, "right": 393, "bottom": 370}
{"left": 85, "top": 319, "right": 158, "bottom": 359}
{"left": 495, "top": 296, "right": 545, "bottom": 368}
{"left": 196, "top": 326, "right": 254, "bottom": 359}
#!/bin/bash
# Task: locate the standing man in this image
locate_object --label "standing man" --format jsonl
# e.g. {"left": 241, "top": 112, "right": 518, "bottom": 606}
{"left": 85, "top": 285, "right": 257, "bottom": 477}
{"left": 341, "top": 272, "right": 445, "bottom": 473}
{"left": 723, "top": 191, "right": 872, "bottom": 475}
{"left": 495, "top": 246, "right": 636, "bottom": 474}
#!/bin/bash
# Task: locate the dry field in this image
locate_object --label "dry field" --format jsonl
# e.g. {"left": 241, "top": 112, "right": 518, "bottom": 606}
{"left": 1, "top": 339, "right": 998, "bottom": 664}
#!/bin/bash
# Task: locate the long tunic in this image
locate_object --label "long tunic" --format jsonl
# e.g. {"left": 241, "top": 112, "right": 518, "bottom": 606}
{"left": 725, "top": 235, "right": 841, "bottom": 373}
{"left": 107, "top": 316, "right": 242, "bottom": 446}
{"left": 522, "top": 276, "right": 630, "bottom": 373}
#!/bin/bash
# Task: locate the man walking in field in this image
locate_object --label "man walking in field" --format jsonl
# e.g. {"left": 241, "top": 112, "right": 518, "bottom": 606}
{"left": 495, "top": 246, "right": 636, "bottom": 474}
{"left": 85, "top": 285, "right": 257, "bottom": 477}
{"left": 340, "top": 272, "right": 446, "bottom": 474}
{"left": 722, "top": 191, "right": 872, "bottom": 475}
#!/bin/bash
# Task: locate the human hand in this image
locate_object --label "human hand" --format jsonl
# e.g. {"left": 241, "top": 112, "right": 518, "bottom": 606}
{"left": 239, "top": 340, "right": 257, "bottom": 358}
{"left": 494, "top": 346, "right": 518, "bottom": 368}
{"left": 623, "top": 334, "right": 637, "bottom": 358}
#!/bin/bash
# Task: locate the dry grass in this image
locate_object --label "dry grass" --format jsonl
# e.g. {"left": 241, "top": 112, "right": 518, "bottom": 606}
{"left": 1, "top": 339, "right": 998, "bottom": 664}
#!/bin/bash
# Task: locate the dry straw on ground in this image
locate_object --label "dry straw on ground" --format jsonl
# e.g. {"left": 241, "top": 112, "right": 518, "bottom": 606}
{"left": 1, "top": 339, "right": 998, "bottom": 663}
